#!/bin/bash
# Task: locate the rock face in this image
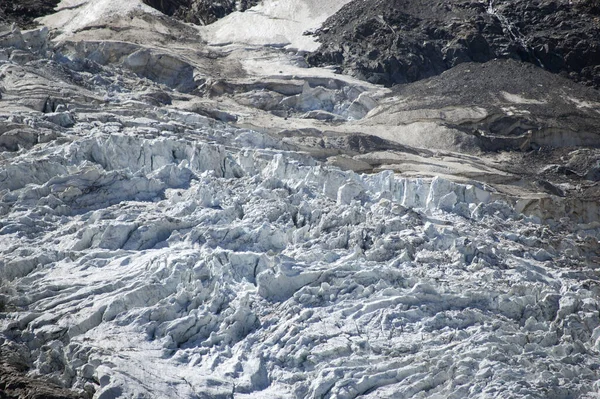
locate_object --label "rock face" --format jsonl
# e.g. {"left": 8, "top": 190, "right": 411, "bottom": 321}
{"left": 307, "top": 0, "right": 600, "bottom": 88}
{"left": 142, "top": 0, "right": 260, "bottom": 25}
{"left": 0, "top": 0, "right": 60, "bottom": 28}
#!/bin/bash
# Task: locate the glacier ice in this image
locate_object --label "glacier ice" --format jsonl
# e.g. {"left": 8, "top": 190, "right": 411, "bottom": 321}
{"left": 1, "top": 103, "right": 600, "bottom": 398}
{"left": 1, "top": 11, "right": 600, "bottom": 399}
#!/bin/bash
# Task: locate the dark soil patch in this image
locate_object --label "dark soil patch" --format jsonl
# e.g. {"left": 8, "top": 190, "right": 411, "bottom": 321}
{"left": 0, "top": 347, "right": 88, "bottom": 399}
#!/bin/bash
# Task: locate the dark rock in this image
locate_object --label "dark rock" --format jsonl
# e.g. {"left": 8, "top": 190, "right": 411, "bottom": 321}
{"left": 0, "top": 0, "right": 60, "bottom": 29}
{"left": 142, "top": 0, "right": 260, "bottom": 25}
{"left": 586, "top": 163, "right": 600, "bottom": 181}
{"left": 534, "top": 179, "right": 566, "bottom": 197}
{"left": 140, "top": 91, "right": 173, "bottom": 106}
{"left": 0, "top": 347, "right": 88, "bottom": 399}
{"left": 307, "top": 0, "right": 600, "bottom": 89}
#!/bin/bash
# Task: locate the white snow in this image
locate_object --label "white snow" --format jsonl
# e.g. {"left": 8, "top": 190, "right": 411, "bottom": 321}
{"left": 201, "top": 0, "right": 353, "bottom": 51}
{"left": 37, "top": 0, "right": 158, "bottom": 38}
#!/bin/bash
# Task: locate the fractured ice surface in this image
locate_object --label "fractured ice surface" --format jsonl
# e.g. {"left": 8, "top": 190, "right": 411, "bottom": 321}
{"left": 1, "top": 12, "right": 600, "bottom": 399}
{"left": 1, "top": 104, "right": 600, "bottom": 399}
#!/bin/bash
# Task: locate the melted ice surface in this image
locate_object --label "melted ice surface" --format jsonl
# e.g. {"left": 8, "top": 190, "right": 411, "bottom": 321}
{"left": 202, "top": 0, "right": 353, "bottom": 51}
{"left": 38, "top": 0, "right": 157, "bottom": 39}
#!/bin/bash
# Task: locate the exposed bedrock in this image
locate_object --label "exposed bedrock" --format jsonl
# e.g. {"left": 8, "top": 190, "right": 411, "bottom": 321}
{"left": 307, "top": 0, "right": 600, "bottom": 88}
{"left": 0, "top": 0, "right": 60, "bottom": 29}
{"left": 141, "top": 0, "right": 260, "bottom": 25}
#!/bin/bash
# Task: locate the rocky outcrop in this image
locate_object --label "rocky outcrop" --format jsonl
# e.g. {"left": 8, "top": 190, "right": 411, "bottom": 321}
{"left": 0, "top": 346, "right": 88, "bottom": 399}
{"left": 0, "top": 0, "right": 59, "bottom": 29}
{"left": 142, "top": 0, "right": 260, "bottom": 25}
{"left": 307, "top": 0, "right": 600, "bottom": 88}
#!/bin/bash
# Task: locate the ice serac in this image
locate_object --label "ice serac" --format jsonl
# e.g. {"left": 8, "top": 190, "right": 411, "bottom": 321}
{"left": 2, "top": 104, "right": 600, "bottom": 398}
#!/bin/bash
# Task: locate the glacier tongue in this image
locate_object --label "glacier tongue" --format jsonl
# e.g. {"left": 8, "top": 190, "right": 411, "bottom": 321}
{"left": 2, "top": 104, "right": 600, "bottom": 399}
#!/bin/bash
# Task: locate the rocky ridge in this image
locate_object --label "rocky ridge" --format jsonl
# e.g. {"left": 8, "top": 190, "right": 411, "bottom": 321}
{"left": 307, "top": 0, "right": 600, "bottom": 88}
{"left": 0, "top": 0, "right": 60, "bottom": 29}
{"left": 142, "top": 0, "right": 260, "bottom": 25}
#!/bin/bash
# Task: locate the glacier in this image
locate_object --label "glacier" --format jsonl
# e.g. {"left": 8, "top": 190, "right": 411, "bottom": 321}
{"left": 2, "top": 95, "right": 600, "bottom": 398}
{"left": 1, "top": 0, "right": 600, "bottom": 398}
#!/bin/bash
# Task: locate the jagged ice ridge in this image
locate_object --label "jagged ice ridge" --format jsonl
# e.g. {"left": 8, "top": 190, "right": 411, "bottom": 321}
{"left": 1, "top": 103, "right": 600, "bottom": 398}
{"left": 1, "top": 2, "right": 600, "bottom": 398}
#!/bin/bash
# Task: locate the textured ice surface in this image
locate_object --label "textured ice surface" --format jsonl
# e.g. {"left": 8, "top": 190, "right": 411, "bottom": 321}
{"left": 1, "top": 104, "right": 600, "bottom": 398}
{"left": 1, "top": 8, "right": 600, "bottom": 399}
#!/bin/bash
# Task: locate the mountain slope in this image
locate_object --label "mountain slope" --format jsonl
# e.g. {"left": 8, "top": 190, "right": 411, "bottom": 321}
{"left": 307, "top": 0, "right": 600, "bottom": 88}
